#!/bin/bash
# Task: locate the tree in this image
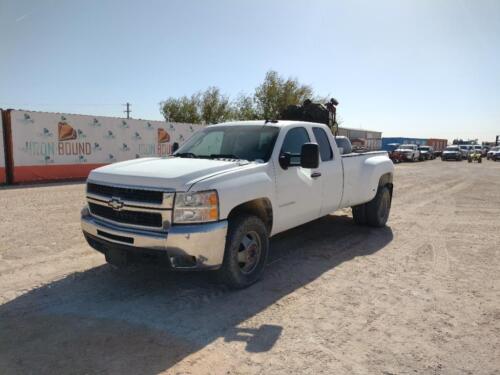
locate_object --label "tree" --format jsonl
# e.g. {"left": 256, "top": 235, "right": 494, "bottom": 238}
{"left": 200, "top": 86, "right": 232, "bottom": 124}
{"left": 232, "top": 93, "right": 259, "bottom": 120}
{"left": 160, "top": 87, "right": 233, "bottom": 124}
{"left": 254, "top": 70, "right": 314, "bottom": 119}
{"left": 160, "top": 70, "right": 326, "bottom": 123}
{"left": 160, "top": 94, "right": 201, "bottom": 124}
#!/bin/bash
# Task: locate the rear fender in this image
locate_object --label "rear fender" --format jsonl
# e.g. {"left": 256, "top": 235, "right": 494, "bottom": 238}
{"left": 359, "top": 157, "right": 394, "bottom": 203}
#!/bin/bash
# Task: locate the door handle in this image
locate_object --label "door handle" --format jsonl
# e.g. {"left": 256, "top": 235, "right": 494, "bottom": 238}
{"left": 311, "top": 172, "right": 322, "bottom": 178}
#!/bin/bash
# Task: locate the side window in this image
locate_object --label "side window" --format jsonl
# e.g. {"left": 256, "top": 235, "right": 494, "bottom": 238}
{"left": 313, "top": 127, "right": 333, "bottom": 161}
{"left": 281, "top": 127, "right": 310, "bottom": 155}
{"left": 280, "top": 127, "right": 310, "bottom": 167}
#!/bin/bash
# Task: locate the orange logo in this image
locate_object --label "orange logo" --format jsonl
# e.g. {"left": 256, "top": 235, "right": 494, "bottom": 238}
{"left": 158, "top": 128, "right": 170, "bottom": 144}
{"left": 58, "top": 122, "right": 77, "bottom": 141}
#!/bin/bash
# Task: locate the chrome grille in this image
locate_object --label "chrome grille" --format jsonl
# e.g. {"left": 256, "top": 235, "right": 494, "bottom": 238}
{"left": 86, "top": 182, "right": 173, "bottom": 231}
{"left": 88, "top": 202, "right": 163, "bottom": 228}
{"left": 87, "top": 183, "right": 164, "bottom": 204}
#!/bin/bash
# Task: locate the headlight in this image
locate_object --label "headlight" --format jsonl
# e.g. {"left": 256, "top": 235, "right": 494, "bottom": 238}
{"left": 173, "top": 190, "right": 219, "bottom": 223}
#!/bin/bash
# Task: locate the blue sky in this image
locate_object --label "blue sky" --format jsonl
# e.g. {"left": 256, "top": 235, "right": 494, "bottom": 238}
{"left": 1, "top": 0, "right": 499, "bottom": 141}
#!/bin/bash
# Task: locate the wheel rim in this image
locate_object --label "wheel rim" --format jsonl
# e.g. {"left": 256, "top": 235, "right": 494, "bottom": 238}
{"left": 377, "top": 190, "right": 390, "bottom": 222}
{"left": 237, "top": 231, "right": 262, "bottom": 274}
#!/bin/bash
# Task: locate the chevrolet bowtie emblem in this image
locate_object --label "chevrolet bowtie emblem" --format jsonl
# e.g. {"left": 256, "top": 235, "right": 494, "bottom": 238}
{"left": 108, "top": 197, "right": 124, "bottom": 211}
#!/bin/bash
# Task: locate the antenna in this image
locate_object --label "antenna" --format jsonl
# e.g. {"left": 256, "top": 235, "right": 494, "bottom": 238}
{"left": 123, "top": 102, "right": 132, "bottom": 119}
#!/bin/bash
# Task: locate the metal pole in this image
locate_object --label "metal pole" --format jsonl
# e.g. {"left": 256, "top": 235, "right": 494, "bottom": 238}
{"left": 124, "top": 102, "right": 131, "bottom": 119}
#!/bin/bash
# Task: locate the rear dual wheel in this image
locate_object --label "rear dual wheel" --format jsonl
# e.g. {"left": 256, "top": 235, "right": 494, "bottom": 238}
{"left": 352, "top": 186, "right": 392, "bottom": 227}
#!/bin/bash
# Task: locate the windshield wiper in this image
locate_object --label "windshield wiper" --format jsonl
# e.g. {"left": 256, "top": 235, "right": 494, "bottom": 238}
{"left": 174, "top": 152, "right": 198, "bottom": 158}
{"left": 210, "top": 154, "right": 241, "bottom": 160}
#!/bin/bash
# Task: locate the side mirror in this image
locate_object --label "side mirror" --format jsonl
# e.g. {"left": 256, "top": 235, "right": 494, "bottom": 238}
{"left": 301, "top": 143, "right": 319, "bottom": 169}
{"left": 172, "top": 142, "right": 179, "bottom": 153}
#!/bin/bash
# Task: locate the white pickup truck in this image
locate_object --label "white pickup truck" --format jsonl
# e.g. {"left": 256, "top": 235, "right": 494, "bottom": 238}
{"left": 81, "top": 120, "right": 394, "bottom": 288}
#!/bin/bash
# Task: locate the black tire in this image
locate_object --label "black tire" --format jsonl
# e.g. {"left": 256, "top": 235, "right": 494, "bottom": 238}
{"left": 365, "top": 186, "right": 392, "bottom": 227}
{"left": 218, "top": 214, "right": 269, "bottom": 289}
{"left": 352, "top": 204, "right": 367, "bottom": 225}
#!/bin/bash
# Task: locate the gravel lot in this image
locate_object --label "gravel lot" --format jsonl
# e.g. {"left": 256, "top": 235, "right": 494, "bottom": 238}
{"left": 0, "top": 159, "right": 499, "bottom": 374}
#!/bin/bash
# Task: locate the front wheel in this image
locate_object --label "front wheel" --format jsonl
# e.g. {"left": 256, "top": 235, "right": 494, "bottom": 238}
{"left": 352, "top": 204, "right": 367, "bottom": 225}
{"left": 218, "top": 214, "right": 269, "bottom": 289}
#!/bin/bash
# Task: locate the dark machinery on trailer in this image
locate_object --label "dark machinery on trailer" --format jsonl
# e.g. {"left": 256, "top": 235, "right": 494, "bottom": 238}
{"left": 280, "top": 98, "right": 339, "bottom": 135}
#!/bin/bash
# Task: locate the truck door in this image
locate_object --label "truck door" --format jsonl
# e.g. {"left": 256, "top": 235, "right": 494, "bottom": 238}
{"left": 274, "top": 127, "right": 322, "bottom": 232}
{"left": 312, "top": 127, "right": 344, "bottom": 216}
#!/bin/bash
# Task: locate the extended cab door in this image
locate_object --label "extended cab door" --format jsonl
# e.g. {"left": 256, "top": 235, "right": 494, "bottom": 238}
{"left": 312, "top": 127, "right": 343, "bottom": 216}
{"left": 273, "top": 126, "right": 322, "bottom": 233}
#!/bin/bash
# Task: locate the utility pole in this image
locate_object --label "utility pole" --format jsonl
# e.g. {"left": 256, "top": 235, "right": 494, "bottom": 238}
{"left": 123, "top": 102, "right": 132, "bottom": 119}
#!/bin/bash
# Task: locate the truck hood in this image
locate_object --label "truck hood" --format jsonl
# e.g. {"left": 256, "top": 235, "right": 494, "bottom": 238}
{"left": 88, "top": 157, "right": 248, "bottom": 191}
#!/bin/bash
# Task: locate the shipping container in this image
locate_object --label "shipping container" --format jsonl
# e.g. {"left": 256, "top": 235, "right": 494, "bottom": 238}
{"left": 381, "top": 137, "right": 427, "bottom": 151}
{"left": 339, "top": 127, "right": 382, "bottom": 151}
{"left": 426, "top": 138, "right": 448, "bottom": 152}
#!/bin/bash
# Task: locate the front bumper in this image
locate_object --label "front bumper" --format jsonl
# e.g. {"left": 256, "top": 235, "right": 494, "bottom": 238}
{"left": 81, "top": 213, "right": 228, "bottom": 269}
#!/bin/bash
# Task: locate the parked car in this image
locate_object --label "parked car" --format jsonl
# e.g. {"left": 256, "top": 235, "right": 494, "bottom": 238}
{"left": 81, "top": 120, "right": 394, "bottom": 288}
{"left": 394, "top": 144, "right": 420, "bottom": 161}
{"left": 441, "top": 146, "right": 462, "bottom": 161}
{"left": 458, "top": 145, "right": 472, "bottom": 159}
{"left": 418, "top": 145, "right": 435, "bottom": 160}
{"left": 385, "top": 143, "right": 404, "bottom": 163}
{"left": 471, "top": 145, "right": 484, "bottom": 157}
{"left": 486, "top": 146, "right": 499, "bottom": 160}
{"left": 490, "top": 148, "right": 500, "bottom": 161}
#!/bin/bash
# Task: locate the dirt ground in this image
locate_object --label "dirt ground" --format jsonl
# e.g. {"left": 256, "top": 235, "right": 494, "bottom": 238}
{"left": 0, "top": 159, "right": 499, "bottom": 374}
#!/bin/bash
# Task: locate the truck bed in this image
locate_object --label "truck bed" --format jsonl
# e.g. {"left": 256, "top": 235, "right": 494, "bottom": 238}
{"left": 340, "top": 151, "right": 390, "bottom": 208}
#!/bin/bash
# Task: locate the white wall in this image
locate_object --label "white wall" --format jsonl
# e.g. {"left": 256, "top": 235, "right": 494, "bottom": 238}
{"left": 0, "top": 112, "right": 5, "bottom": 183}
{"left": 7, "top": 110, "right": 204, "bottom": 182}
{"left": 10, "top": 110, "right": 202, "bottom": 167}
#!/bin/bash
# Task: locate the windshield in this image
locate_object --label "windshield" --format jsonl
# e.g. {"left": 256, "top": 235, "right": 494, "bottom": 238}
{"left": 174, "top": 125, "right": 280, "bottom": 162}
{"left": 399, "top": 145, "right": 414, "bottom": 150}
{"left": 445, "top": 147, "right": 459, "bottom": 151}
{"left": 419, "top": 146, "right": 430, "bottom": 151}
